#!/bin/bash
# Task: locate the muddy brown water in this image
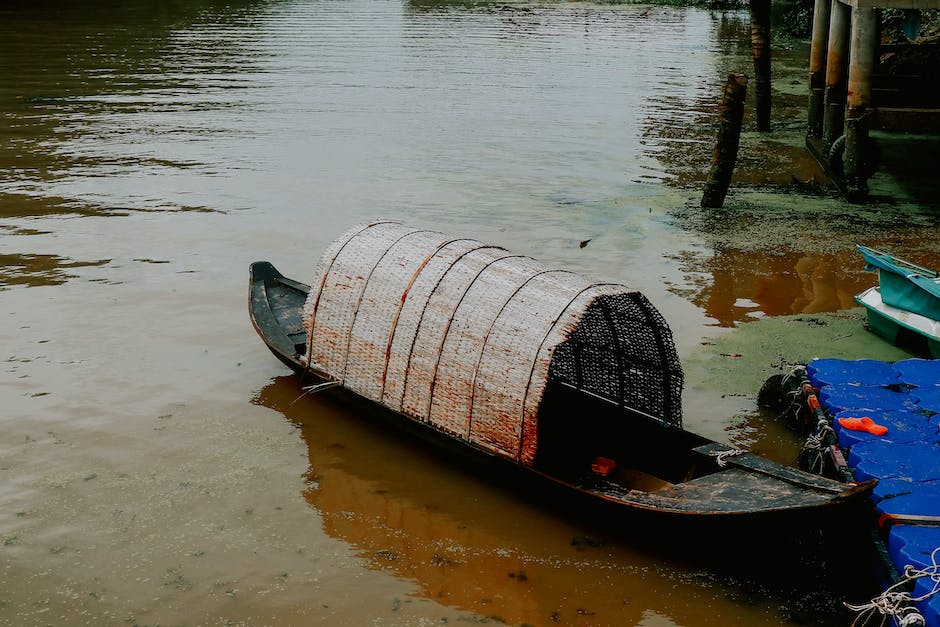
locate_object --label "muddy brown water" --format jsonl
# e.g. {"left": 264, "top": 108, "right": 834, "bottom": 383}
{"left": 2, "top": 1, "right": 939, "bottom": 625}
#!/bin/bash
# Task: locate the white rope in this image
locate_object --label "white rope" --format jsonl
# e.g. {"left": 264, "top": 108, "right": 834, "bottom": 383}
{"left": 289, "top": 380, "right": 341, "bottom": 406}
{"left": 846, "top": 545, "right": 940, "bottom": 627}
{"left": 801, "top": 435, "right": 826, "bottom": 475}
{"left": 711, "top": 448, "right": 745, "bottom": 468}
{"left": 800, "top": 421, "right": 835, "bottom": 475}
{"left": 775, "top": 367, "right": 806, "bottom": 422}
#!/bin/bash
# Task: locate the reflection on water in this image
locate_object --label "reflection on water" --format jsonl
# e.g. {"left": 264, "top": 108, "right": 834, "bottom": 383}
{"left": 670, "top": 228, "right": 940, "bottom": 327}
{"left": 689, "top": 249, "right": 873, "bottom": 327}
{"left": 0, "top": 0, "right": 271, "bottom": 218}
{"left": 0, "top": 0, "right": 739, "bottom": 223}
{"left": 0, "top": 254, "right": 109, "bottom": 289}
{"left": 254, "top": 377, "right": 862, "bottom": 626}
{"left": 1, "top": 0, "right": 938, "bottom": 624}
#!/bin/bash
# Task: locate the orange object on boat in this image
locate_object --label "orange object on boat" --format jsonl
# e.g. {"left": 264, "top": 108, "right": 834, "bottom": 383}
{"left": 591, "top": 456, "right": 617, "bottom": 476}
{"left": 837, "top": 416, "right": 888, "bottom": 436}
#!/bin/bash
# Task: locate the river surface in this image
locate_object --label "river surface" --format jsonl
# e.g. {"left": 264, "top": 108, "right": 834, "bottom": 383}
{"left": 2, "top": 1, "right": 939, "bottom": 625}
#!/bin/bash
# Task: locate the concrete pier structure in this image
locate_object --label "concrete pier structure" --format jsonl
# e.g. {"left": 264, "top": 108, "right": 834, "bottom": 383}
{"left": 806, "top": 0, "right": 940, "bottom": 201}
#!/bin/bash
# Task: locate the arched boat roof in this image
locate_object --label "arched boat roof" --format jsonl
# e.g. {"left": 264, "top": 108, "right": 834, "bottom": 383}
{"left": 302, "top": 221, "right": 683, "bottom": 465}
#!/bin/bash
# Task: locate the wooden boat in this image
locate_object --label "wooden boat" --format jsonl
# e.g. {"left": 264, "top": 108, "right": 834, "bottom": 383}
{"left": 250, "top": 222, "right": 874, "bottom": 522}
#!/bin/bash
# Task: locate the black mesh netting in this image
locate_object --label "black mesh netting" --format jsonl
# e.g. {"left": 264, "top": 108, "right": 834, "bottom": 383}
{"left": 548, "top": 292, "right": 683, "bottom": 428}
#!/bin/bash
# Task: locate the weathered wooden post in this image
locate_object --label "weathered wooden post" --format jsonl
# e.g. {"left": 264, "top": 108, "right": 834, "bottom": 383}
{"left": 702, "top": 73, "right": 748, "bottom": 209}
{"left": 844, "top": 6, "right": 878, "bottom": 199}
{"left": 807, "top": 0, "right": 831, "bottom": 138}
{"left": 749, "top": 0, "right": 772, "bottom": 131}
{"left": 823, "top": 0, "right": 851, "bottom": 149}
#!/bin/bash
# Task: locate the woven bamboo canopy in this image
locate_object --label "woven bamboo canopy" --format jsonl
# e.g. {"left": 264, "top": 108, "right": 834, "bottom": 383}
{"left": 302, "top": 221, "right": 683, "bottom": 466}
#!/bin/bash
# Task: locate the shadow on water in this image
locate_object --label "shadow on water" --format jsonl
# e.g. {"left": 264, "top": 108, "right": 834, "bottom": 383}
{"left": 254, "top": 375, "right": 879, "bottom": 626}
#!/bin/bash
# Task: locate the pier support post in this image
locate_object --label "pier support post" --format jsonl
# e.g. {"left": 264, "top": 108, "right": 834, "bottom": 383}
{"left": 701, "top": 73, "right": 748, "bottom": 209}
{"left": 844, "top": 6, "right": 878, "bottom": 199}
{"left": 823, "top": 0, "right": 851, "bottom": 150}
{"left": 750, "top": 0, "right": 772, "bottom": 131}
{"left": 807, "top": 0, "right": 831, "bottom": 138}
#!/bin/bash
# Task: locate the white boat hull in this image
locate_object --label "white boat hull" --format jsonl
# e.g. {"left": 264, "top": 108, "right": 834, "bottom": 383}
{"left": 855, "top": 286, "right": 940, "bottom": 358}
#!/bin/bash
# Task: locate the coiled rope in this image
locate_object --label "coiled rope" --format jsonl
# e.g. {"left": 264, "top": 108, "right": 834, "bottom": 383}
{"left": 846, "top": 545, "right": 940, "bottom": 626}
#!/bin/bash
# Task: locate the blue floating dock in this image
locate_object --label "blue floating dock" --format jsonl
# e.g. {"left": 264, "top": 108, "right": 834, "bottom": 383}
{"left": 894, "top": 359, "right": 940, "bottom": 389}
{"left": 808, "top": 358, "right": 940, "bottom": 626}
{"left": 916, "top": 387, "right": 940, "bottom": 414}
{"left": 848, "top": 440, "right": 940, "bottom": 483}
{"left": 888, "top": 525, "right": 940, "bottom": 620}
{"left": 834, "top": 409, "right": 940, "bottom": 448}
{"left": 819, "top": 384, "right": 914, "bottom": 414}
{"left": 874, "top": 479, "right": 940, "bottom": 518}
{"left": 808, "top": 358, "right": 901, "bottom": 387}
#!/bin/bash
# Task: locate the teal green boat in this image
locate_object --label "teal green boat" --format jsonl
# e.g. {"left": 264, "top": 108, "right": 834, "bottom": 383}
{"left": 855, "top": 286, "right": 940, "bottom": 358}
{"left": 855, "top": 245, "right": 940, "bottom": 357}
{"left": 857, "top": 245, "right": 940, "bottom": 320}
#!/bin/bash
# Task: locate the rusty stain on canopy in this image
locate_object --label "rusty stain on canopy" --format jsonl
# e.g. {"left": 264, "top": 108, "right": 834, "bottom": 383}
{"left": 302, "top": 221, "right": 683, "bottom": 466}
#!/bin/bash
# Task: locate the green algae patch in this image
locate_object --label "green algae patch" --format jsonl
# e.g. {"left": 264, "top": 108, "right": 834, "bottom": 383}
{"left": 684, "top": 308, "right": 913, "bottom": 400}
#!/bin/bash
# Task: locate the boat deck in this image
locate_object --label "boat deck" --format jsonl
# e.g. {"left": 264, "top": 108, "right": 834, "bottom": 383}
{"left": 807, "top": 358, "right": 940, "bottom": 625}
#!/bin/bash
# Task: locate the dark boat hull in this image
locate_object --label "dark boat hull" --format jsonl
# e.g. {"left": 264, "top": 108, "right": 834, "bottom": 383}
{"left": 249, "top": 261, "right": 874, "bottom": 526}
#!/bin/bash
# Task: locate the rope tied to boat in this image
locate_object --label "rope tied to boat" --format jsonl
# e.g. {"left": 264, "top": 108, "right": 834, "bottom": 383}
{"left": 778, "top": 367, "right": 808, "bottom": 418}
{"left": 710, "top": 448, "right": 745, "bottom": 467}
{"left": 289, "top": 379, "right": 341, "bottom": 406}
{"left": 800, "top": 432, "right": 824, "bottom": 468}
{"left": 846, "top": 593, "right": 925, "bottom": 627}
{"left": 845, "top": 545, "right": 940, "bottom": 626}
{"left": 800, "top": 421, "right": 835, "bottom": 475}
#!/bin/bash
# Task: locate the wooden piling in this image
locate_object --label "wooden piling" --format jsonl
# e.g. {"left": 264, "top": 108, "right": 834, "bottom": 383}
{"left": 844, "top": 6, "right": 878, "bottom": 198}
{"left": 807, "top": 0, "right": 831, "bottom": 138}
{"left": 823, "top": 0, "right": 851, "bottom": 149}
{"left": 701, "top": 73, "right": 748, "bottom": 209}
{"left": 749, "top": 0, "right": 772, "bottom": 132}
